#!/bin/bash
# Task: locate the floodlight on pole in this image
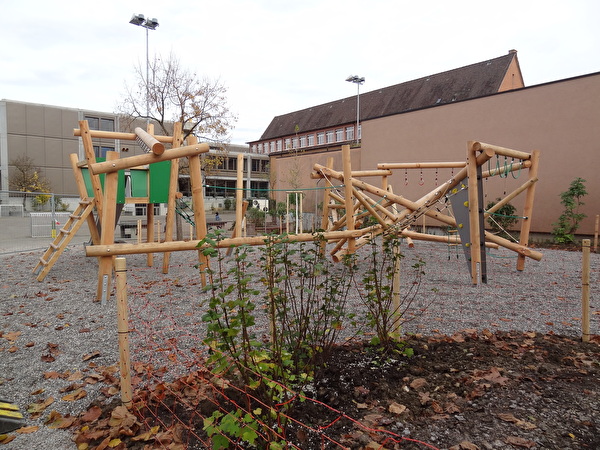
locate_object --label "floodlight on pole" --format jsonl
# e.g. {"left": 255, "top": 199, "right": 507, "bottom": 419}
{"left": 129, "top": 13, "right": 159, "bottom": 126}
{"left": 346, "top": 75, "right": 365, "bottom": 144}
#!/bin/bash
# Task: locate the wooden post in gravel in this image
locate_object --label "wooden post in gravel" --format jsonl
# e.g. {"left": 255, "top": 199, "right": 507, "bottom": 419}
{"left": 594, "top": 215, "right": 599, "bottom": 253}
{"left": 342, "top": 145, "right": 356, "bottom": 255}
{"left": 582, "top": 239, "right": 591, "bottom": 343}
{"left": 115, "top": 257, "right": 132, "bottom": 405}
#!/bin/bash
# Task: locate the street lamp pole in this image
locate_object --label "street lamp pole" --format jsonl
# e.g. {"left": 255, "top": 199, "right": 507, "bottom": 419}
{"left": 346, "top": 75, "right": 365, "bottom": 144}
{"left": 129, "top": 14, "right": 159, "bottom": 126}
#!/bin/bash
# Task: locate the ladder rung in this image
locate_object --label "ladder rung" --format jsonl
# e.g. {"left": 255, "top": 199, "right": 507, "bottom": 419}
{"left": 38, "top": 257, "right": 48, "bottom": 266}
{"left": 59, "top": 228, "right": 70, "bottom": 235}
{"left": 70, "top": 214, "right": 82, "bottom": 220}
{"left": 50, "top": 243, "right": 59, "bottom": 250}
{"left": 79, "top": 200, "right": 92, "bottom": 206}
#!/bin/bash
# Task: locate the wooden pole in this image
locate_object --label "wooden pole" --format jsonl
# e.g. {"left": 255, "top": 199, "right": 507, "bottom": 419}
{"left": 78, "top": 120, "right": 104, "bottom": 221}
{"left": 89, "top": 142, "right": 209, "bottom": 175}
{"left": 235, "top": 153, "right": 244, "bottom": 238}
{"left": 342, "top": 145, "right": 356, "bottom": 254}
{"left": 74, "top": 128, "right": 175, "bottom": 143}
{"left": 97, "top": 151, "right": 119, "bottom": 303}
{"left": 134, "top": 127, "right": 165, "bottom": 155}
{"left": 86, "top": 228, "right": 369, "bottom": 257}
{"left": 114, "top": 257, "right": 132, "bottom": 405}
{"left": 517, "top": 150, "right": 540, "bottom": 271}
{"left": 146, "top": 204, "right": 154, "bottom": 267}
{"left": 466, "top": 141, "right": 482, "bottom": 285}
{"left": 471, "top": 141, "right": 532, "bottom": 161}
{"left": 188, "top": 137, "right": 209, "bottom": 287}
{"left": 162, "top": 122, "right": 183, "bottom": 274}
{"left": 594, "top": 215, "right": 599, "bottom": 253}
{"left": 319, "top": 157, "right": 334, "bottom": 255}
{"left": 377, "top": 162, "right": 466, "bottom": 170}
{"left": 582, "top": 239, "right": 591, "bottom": 342}
{"left": 391, "top": 243, "right": 401, "bottom": 340}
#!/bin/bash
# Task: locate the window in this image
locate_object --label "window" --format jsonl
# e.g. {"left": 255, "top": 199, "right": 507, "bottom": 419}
{"left": 251, "top": 144, "right": 257, "bottom": 153}
{"left": 346, "top": 126, "right": 354, "bottom": 141}
{"left": 257, "top": 143, "right": 263, "bottom": 153}
{"left": 317, "top": 132, "right": 325, "bottom": 145}
{"left": 336, "top": 129, "right": 344, "bottom": 142}
{"left": 251, "top": 159, "right": 269, "bottom": 173}
{"left": 307, "top": 134, "right": 315, "bottom": 146}
{"left": 204, "top": 179, "right": 237, "bottom": 198}
{"left": 292, "top": 137, "right": 298, "bottom": 149}
{"left": 326, "top": 130, "right": 334, "bottom": 143}
{"left": 358, "top": 124, "right": 362, "bottom": 140}
{"left": 93, "top": 145, "right": 115, "bottom": 158}
{"left": 300, "top": 136, "right": 306, "bottom": 148}
{"left": 270, "top": 142, "right": 275, "bottom": 152}
{"left": 84, "top": 116, "right": 99, "bottom": 129}
{"left": 84, "top": 115, "right": 114, "bottom": 132}
{"left": 285, "top": 138, "right": 291, "bottom": 149}
{"left": 251, "top": 181, "right": 269, "bottom": 199}
{"left": 100, "top": 118, "right": 114, "bottom": 132}
{"left": 276, "top": 140, "right": 282, "bottom": 151}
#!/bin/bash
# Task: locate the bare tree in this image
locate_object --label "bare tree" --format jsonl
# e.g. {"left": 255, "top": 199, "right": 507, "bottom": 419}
{"left": 118, "top": 51, "right": 237, "bottom": 143}
{"left": 9, "top": 156, "right": 51, "bottom": 193}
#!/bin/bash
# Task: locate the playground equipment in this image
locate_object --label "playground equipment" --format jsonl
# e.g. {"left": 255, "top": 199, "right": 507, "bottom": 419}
{"left": 35, "top": 119, "right": 542, "bottom": 297}
{"left": 84, "top": 140, "right": 542, "bottom": 286}
{"left": 33, "top": 120, "right": 211, "bottom": 302}
{"left": 311, "top": 142, "right": 542, "bottom": 284}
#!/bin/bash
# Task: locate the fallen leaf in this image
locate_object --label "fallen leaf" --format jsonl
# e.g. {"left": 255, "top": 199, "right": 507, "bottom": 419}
{"left": 131, "top": 426, "right": 160, "bottom": 442}
{"left": 0, "top": 434, "right": 16, "bottom": 444}
{"left": 45, "top": 411, "right": 76, "bottom": 429}
{"left": 27, "top": 397, "right": 54, "bottom": 416}
{"left": 505, "top": 436, "right": 536, "bottom": 448}
{"left": 1, "top": 331, "right": 21, "bottom": 341}
{"left": 16, "top": 426, "right": 39, "bottom": 434}
{"left": 44, "top": 371, "right": 62, "bottom": 379}
{"left": 62, "top": 388, "right": 87, "bottom": 402}
{"left": 81, "top": 405, "right": 103, "bottom": 422}
{"left": 410, "top": 378, "right": 427, "bottom": 390}
{"left": 82, "top": 351, "right": 101, "bottom": 361}
{"left": 388, "top": 402, "right": 407, "bottom": 415}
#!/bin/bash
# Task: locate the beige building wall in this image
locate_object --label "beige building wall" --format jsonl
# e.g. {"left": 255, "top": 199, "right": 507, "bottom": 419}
{"left": 2, "top": 101, "right": 105, "bottom": 195}
{"left": 361, "top": 73, "right": 600, "bottom": 235}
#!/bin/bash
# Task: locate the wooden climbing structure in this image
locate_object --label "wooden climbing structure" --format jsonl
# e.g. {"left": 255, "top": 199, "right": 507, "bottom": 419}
{"left": 311, "top": 142, "right": 542, "bottom": 284}
{"left": 34, "top": 120, "right": 211, "bottom": 302}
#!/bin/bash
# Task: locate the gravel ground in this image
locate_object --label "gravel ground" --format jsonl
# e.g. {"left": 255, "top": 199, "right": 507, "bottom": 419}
{"left": 0, "top": 241, "right": 598, "bottom": 449}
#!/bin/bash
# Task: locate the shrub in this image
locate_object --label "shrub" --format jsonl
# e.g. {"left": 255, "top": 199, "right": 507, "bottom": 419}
{"left": 552, "top": 177, "right": 587, "bottom": 244}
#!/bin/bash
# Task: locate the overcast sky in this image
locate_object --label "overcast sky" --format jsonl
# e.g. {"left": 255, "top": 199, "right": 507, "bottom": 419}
{"left": 1, "top": 0, "right": 599, "bottom": 144}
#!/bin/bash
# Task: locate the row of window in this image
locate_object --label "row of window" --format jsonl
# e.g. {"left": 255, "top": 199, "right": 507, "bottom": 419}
{"left": 85, "top": 115, "right": 115, "bottom": 132}
{"left": 200, "top": 179, "right": 269, "bottom": 199}
{"left": 213, "top": 156, "right": 269, "bottom": 173}
{"left": 251, "top": 125, "right": 361, "bottom": 154}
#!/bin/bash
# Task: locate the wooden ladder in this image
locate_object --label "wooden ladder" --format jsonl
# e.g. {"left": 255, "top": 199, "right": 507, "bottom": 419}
{"left": 32, "top": 199, "right": 95, "bottom": 281}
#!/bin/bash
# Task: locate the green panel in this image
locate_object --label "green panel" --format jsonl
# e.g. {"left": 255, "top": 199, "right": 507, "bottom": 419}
{"left": 116, "top": 169, "right": 125, "bottom": 204}
{"left": 130, "top": 170, "right": 148, "bottom": 197}
{"left": 81, "top": 157, "right": 125, "bottom": 203}
{"left": 82, "top": 157, "right": 105, "bottom": 198}
{"left": 82, "top": 168, "right": 94, "bottom": 197}
{"left": 149, "top": 160, "right": 171, "bottom": 204}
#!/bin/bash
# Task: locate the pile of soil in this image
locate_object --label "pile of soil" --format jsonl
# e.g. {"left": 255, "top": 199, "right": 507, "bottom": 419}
{"left": 52, "top": 330, "right": 599, "bottom": 449}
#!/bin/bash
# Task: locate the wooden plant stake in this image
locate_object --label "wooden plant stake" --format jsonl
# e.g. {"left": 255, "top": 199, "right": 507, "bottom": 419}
{"left": 582, "top": 239, "right": 591, "bottom": 342}
{"left": 115, "top": 257, "right": 132, "bottom": 405}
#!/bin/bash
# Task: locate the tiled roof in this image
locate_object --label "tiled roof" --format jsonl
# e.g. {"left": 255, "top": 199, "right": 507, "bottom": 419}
{"left": 259, "top": 52, "right": 518, "bottom": 141}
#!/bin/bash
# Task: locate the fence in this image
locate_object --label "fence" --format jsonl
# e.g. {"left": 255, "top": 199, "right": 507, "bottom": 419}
{"left": 0, "top": 190, "right": 87, "bottom": 254}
